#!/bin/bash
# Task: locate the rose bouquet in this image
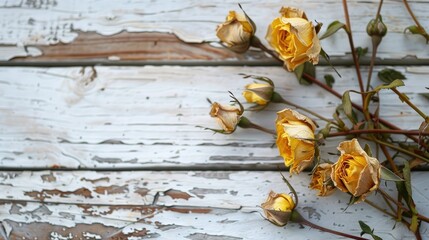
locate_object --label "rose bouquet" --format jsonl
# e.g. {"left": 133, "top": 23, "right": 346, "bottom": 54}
{"left": 203, "top": 1, "right": 429, "bottom": 239}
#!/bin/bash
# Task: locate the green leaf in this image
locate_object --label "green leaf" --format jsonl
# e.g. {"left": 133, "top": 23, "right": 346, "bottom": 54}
{"left": 294, "top": 62, "right": 314, "bottom": 85}
{"left": 377, "top": 68, "right": 406, "bottom": 84}
{"left": 404, "top": 25, "right": 429, "bottom": 43}
{"left": 405, "top": 25, "right": 422, "bottom": 34}
{"left": 359, "top": 221, "right": 372, "bottom": 235}
{"left": 364, "top": 144, "right": 373, "bottom": 157}
{"left": 324, "top": 74, "right": 335, "bottom": 88}
{"left": 356, "top": 47, "right": 368, "bottom": 58}
{"left": 359, "top": 221, "right": 383, "bottom": 240}
{"left": 342, "top": 91, "right": 356, "bottom": 124}
{"left": 380, "top": 166, "right": 404, "bottom": 182}
{"left": 320, "top": 20, "right": 346, "bottom": 40}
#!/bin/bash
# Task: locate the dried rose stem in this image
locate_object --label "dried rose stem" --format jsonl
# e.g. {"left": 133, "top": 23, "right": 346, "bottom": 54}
{"left": 291, "top": 211, "right": 368, "bottom": 240}
{"left": 255, "top": 41, "right": 428, "bottom": 150}
{"left": 402, "top": 0, "right": 429, "bottom": 41}
{"left": 370, "top": 137, "right": 429, "bottom": 163}
{"left": 272, "top": 93, "right": 337, "bottom": 125}
{"left": 364, "top": 199, "right": 396, "bottom": 219}
{"left": 302, "top": 73, "right": 428, "bottom": 150}
{"left": 391, "top": 88, "right": 429, "bottom": 121}
{"left": 342, "top": 0, "right": 365, "bottom": 103}
{"left": 366, "top": 0, "right": 384, "bottom": 92}
{"left": 379, "top": 144, "right": 400, "bottom": 175}
{"left": 327, "top": 129, "right": 429, "bottom": 137}
{"left": 378, "top": 189, "right": 429, "bottom": 223}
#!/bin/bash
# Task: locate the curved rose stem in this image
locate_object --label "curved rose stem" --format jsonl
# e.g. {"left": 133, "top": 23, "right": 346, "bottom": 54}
{"left": 402, "top": 0, "right": 429, "bottom": 42}
{"left": 291, "top": 211, "right": 368, "bottom": 240}
{"left": 342, "top": 0, "right": 365, "bottom": 103}
{"left": 238, "top": 117, "right": 276, "bottom": 135}
{"left": 271, "top": 92, "right": 338, "bottom": 126}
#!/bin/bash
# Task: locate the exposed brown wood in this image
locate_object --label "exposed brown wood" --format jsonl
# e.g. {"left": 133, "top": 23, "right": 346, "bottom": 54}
{"left": 10, "top": 32, "right": 251, "bottom": 62}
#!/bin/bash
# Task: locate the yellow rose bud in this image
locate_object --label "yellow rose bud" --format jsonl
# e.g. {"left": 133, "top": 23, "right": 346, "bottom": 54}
{"left": 261, "top": 190, "right": 295, "bottom": 226}
{"left": 309, "top": 163, "right": 336, "bottom": 196}
{"left": 265, "top": 7, "right": 321, "bottom": 71}
{"left": 242, "top": 83, "right": 274, "bottom": 105}
{"left": 331, "top": 139, "right": 381, "bottom": 203}
{"left": 210, "top": 102, "right": 243, "bottom": 134}
{"left": 216, "top": 11, "right": 255, "bottom": 53}
{"left": 276, "top": 108, "right": 317, "bottom": 174}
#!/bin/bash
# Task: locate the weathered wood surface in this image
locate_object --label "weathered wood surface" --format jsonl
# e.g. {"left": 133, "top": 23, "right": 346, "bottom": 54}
{"left": 1, "top": 66, "right": 428, "bottom": 169}
{"left": 0, "top": 170, "right": 427, "bottom": 239}
{"left": 0, "top": 0, "right": 428, "bottom": 62}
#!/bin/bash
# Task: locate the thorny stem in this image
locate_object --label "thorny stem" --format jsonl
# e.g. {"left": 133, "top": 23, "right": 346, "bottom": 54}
{"left": 291, "top": 211, "right": 368, "bottom": 240}
{"left": 391, "top": 88, "right": 429, "bottom": 121}
{"left": 342, "top": 0, "right": 365, "bottom": 103}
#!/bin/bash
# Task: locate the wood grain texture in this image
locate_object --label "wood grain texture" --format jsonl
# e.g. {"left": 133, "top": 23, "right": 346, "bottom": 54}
{"left": 0, "top": 170, "right": 427, "bottom": 239}
{"left": 13, "top": 31, "right": 249, "bottom": 62}
{"left": 0, "top": 0, "right": 428, "bottom": 61}
{"left": 1, "top": 65, "right": 428, "bottom": 169}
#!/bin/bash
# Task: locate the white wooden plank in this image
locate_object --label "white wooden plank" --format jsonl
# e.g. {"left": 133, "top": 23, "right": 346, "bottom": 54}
{"left": 0, "top": 0, "right": 428, "bottom": 61}
{"left": 0, "top": 171, "right": 427, "bottom": 239}
{"left": 0, "top": 66, "right": 428, "bottom": 169}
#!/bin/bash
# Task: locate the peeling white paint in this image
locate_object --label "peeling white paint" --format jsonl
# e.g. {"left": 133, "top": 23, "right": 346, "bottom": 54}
{"left": 0, "top": 66, "right": 427, "bottom": 169}
{"left": 0, "top": 0, "right": 428, "bottom": 60}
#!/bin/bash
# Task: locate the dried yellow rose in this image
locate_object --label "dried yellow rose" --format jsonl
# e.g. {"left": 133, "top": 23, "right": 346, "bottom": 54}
{"left": 331, "top": 139, "right": 381, "bottom": 203}
{"left": 266, "top": 7, "right": 321, "bottom": 71}
{"left": 276, "top": 108, "right": 317, "bottom": 174}
{"left": 261, "top": 190, "right": 295, "bottom": 226}
{"left": 309, "top": 163, "right": 336, "bottom": 196}
{"left": 216, "top": 11, "right": 255, "bottom": 53}
{"left": 210, "top": 102, "right": 243, "bottom": 134}
{"left": 242, "top": 82, "right": 274, "bottom": 106}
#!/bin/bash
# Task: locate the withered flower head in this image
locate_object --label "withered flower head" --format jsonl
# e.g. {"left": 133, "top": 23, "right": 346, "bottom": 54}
{"left": 261, "top": 190, "right": 295, "bottom": 226}
{"left": 210, "top": 101, "right": 243, "bottom": 134}
{"left": 276, "top": 108, "right": 317, "bottom": 174}
{"left": 216, "top": 10, "right": 256, "bottom": 53}
{"left": 265, "top": 7, "right": 321, "bottom": 71}
{"left": 331, "top": 139, "right": 381, "bottom": 203}
{"left": 309, "top": 163, "right": 336, "bottom": 196}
